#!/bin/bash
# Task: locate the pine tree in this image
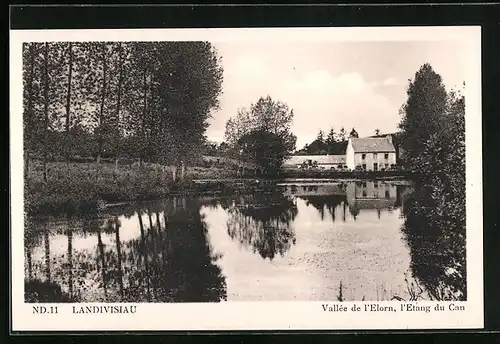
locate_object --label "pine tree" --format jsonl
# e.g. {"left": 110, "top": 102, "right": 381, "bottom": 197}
{"left": 339, "top": 127, "right": 346, "bottom": 141}
{"left": 349, "top": 128, "right": 358, "bottom": 138}
{"left": 326, "top": 128, "right": 336, "bottom": 145}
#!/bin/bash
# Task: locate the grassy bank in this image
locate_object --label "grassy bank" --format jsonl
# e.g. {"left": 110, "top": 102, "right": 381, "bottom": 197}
{"left": 24, "top": 161, "right": 238, "bottom": 216}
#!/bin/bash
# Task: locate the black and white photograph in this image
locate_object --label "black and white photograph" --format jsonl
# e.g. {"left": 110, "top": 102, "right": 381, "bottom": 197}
{"left": 10, "top": 27, "right": 483, "bottom": 331}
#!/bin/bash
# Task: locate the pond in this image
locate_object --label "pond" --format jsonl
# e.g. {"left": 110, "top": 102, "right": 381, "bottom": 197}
{"left": 24, "top": 179, "right": 466, "bottom": 303}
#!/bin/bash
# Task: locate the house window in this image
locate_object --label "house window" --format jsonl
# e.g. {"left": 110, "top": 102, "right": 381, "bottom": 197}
{"left": 373, "top": 153, "right": 378, "bottom": 159}
{"left": 362, "top": 190, "right": 367, "bottom": 197}
{"left": 362, "top": 164, "right": 367, "bottom": 170}
{"left": 362, "top": 153, "right": 366, "bottom": 159}
{"left": 374, "top": 181, "right": 378, "bottom": 188}
{"left": 384, "top": 153, "right": 389, "bottom": 159}
{"left": 385, "top": 190, "right": 390, "bottom": 199}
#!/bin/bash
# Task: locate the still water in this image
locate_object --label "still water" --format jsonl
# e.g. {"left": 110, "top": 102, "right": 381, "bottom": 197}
{"left": 24, "top": 180, "right": 466, "bottom": 303}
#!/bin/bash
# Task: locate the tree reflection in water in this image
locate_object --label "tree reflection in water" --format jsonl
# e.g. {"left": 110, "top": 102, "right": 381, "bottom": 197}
{"left": 119, "top": 198, "right": 227, "bottom": 302}
{"left": 226, "top": 192, "right": 298, "bottom": 260}
{"left": 24, "top": 197, "right": 227, "bottom": 303}
{"left": 401, "top": 184, "right": 466, "bottom": 301}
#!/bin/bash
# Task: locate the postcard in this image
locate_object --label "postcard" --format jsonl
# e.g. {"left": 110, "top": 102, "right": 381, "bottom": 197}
{"left": 10, "top": 26, "right": 483, "bottom": 331}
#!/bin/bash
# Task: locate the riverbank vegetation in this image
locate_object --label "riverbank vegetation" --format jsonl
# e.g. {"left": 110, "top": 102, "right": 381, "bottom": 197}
{"left": 24, "top": 161, "right": 238, "bottom": 216}
{"left": 398, "top": 63, "right": 466, "bottom": 300}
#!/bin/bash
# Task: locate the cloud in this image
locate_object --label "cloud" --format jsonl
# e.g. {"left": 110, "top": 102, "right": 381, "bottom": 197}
{"left": 382, "top": 76, "right": 400, "bottom": 86}
{"left": 225, "top": 56, "right": 268, "bottom": 78}
{"left": 210, "top": 63, "right": 401, "bottom": 148}
{"left": 283, "top": 71, "right": 399, "bottom": 146}
{"left": 286, "top": 71, "right": 371, "bottom": 95}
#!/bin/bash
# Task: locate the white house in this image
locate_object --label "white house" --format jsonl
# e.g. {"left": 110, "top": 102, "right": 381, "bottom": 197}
{"left": 283, "top": 154, "right": 347, "bottom": 170}
{"left": 345, "top": 136, "right": 396, "bottom": 171}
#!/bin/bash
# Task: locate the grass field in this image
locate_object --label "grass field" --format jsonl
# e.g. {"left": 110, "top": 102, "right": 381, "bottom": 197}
{"left": 24, "top": 161, "right": 238, "bottom": 216}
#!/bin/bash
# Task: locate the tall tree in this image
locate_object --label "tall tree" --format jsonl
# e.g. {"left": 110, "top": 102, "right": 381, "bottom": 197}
{"left": 316, "top": 130, "right": 325, "bottom": 143}
{"left": 398, "top": 63, "right": 448, "bottom": 172}
{"left": 22, "top": 43, "right": 38, "bottom": 180}
{"left": 224, "top": 95, "right": 296, "bottom": 156}
{"left": 339, "top": 127, "right": 346, "bottom": 141}
{"left": 326, "top": 128, "right": 336, "bottom": 146}
{"left": 97, "top": 43, "right": 109, "bottom": 164}
{"left": 64, "top": 42, "right": 74, "bottom": 171}
{"left": 42, "top": 42, "right": 50, "bottom": 182}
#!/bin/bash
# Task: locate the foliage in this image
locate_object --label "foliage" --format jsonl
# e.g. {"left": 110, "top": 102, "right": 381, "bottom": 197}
{"left": 296, "top": 127, "right": 350, "bottom": 155}
{"left": 224, "top": 96, "right": 296, "bottom": 172}
{"left": 238, "top": 130, "right": 289, "bottom": 175}
{"left": 398, "top": 64, "right": 465, "bottom": 208}
{"left": 398, "top": 63, "right": 449, "bottom": 173}
{"left": 398, "top": 63, "right": 466, "bottom": 300}
{"left": 22, "top": 41, "right": 224, "bottom": 171}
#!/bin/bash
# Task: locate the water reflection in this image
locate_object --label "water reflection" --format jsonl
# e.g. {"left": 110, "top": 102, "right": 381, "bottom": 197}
{"left": 25, "top": 198, "right": 227, "bottom": 303}
{"left": 24, "top": 180, "right": 466, "bottom": 302}
{"left": 225, "top": 192, "right": 298, "bottom": 260}
{"left": 400, "top": 184, "right": 466, "bottom": 301}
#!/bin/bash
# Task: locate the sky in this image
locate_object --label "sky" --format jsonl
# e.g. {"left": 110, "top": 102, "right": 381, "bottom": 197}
{"left": 206, "top": 40, "right": 467, "bottom": 149}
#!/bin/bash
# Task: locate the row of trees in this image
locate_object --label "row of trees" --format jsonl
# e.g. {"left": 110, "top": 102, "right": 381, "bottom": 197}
{"left": 22, "top": 41, "right": 224, "bottom": 181}
{"left": 223, "top": 96, "right": 297, "bottom": 175}
{"left": 296, "top": 127, "right": 359, "bottom": 155}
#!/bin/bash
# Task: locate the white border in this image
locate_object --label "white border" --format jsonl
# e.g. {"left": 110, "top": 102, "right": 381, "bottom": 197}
{"left": 10, "top": 27, "right": 483, "bottom": 331}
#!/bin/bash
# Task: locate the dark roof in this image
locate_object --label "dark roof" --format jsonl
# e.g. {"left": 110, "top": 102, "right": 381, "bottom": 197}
{"left": 350, "top": 137, "right": 395, "bottom": 153}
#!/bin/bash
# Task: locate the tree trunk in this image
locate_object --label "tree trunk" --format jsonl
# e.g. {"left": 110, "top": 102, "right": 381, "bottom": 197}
{"left": 115, "top": 220, "right": 124, "bottom": 298}
{"left": 148, "top": 211, "right": 154, "bottom": 234}
{"left": 65, "top": 42, "right": 74, "bottom": 175}
{"left": 97, "top": 43, "right": 108, "bottom": 165}
{"left": 138, "top": 212, "right": 151, "bottom": 300}
{"left": 146, "top": 71, "right": 155, "bottom": 163}
{"left": 138, "top": 211, "right": 145, "bottom": 242}
{"left": 44, "top": 228, "right": 50, "bottom": 281}
{"left": 114, "top": 43, "right": 123, "bottom": 171}
{"left": 156, "top": 212, "right": 162, "bottom": 238}
{"left": 27, "top": 247, "right": 33, "bottom": 281}
{"left": 67, "top": 229, "right": 73, "bottom": 300}
{"left": 180, "top": 161, "right": 185, "bottom": 181}
{"left": 97, "top": 230, "right": 107, "bottom": 299}
{"left": 24, "top": 43, "right": 35, "bottom": 182}
{"left": 42, "top": 42, "right": 49, "bottom": 183}
{"left": 140, "top": 68, "right": 148, "bottom": 168}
